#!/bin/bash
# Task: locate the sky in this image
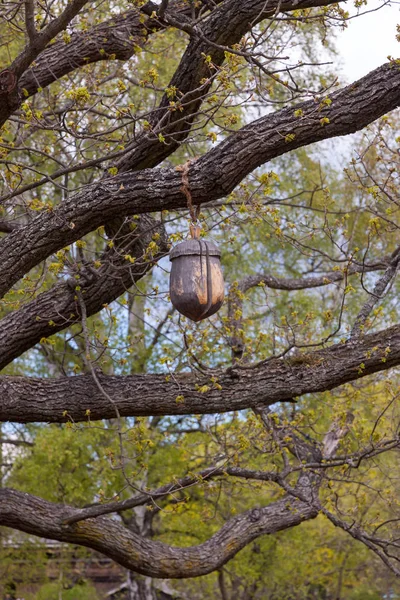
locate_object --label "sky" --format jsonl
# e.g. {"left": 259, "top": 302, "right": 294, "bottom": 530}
{"left": 316, "top": 1, "right": 400, "bottom": 166}
{"left": 337, "top": 0, "right": 400, "bottom": 82}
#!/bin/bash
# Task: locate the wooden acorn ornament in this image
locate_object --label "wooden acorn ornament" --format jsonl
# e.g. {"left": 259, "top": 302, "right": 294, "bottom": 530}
{"left": 170, "top": 160, "right": 225, "bottom": 321}
{"left": 169, "top": 225, "right": 225, "bottom": 322}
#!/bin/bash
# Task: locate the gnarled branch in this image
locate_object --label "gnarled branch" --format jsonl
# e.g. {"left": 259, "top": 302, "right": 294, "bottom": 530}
{"left": 0, "top": 487, "right": 317, "bottom": 578}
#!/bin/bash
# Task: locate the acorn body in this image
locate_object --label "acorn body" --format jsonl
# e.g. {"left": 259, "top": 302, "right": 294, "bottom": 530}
{"left": 169, "top": 239, "right": 224, "bottom": 322}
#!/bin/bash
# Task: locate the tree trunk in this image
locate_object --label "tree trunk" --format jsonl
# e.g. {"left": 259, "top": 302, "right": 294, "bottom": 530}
{"left": 126, "top": 571, "right": 155, "bottom": 600}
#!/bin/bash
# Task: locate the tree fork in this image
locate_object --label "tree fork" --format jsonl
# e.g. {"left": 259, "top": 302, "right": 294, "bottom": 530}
{"left": 0, "top": 487, "right": 318, "bottom": 578}
{"left": 1, "top": 61, "right": 400, "bottom": 301}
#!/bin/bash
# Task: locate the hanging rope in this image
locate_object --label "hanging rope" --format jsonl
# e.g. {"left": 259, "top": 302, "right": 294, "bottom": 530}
{"left": 176, "top": 159, "right": 200, "bottom": 239}
{"left": 174, "top": 159, "right": 214, "bottom": 319}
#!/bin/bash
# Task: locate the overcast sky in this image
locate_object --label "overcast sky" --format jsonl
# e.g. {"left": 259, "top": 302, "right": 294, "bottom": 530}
{"left": 337, "top": 0, "right": 400, "bottom": 82}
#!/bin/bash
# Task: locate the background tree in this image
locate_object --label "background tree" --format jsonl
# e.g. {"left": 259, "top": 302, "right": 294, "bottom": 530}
{"left": 2, "top": 0, "right": 400, "bottom": 598}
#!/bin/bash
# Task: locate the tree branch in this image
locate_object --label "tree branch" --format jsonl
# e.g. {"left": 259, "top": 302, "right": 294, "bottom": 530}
{"left": 351, "top": 246, "right": 400, "bottom": 338}
{"left": 12, "top": 0, "right": 91, "bottom": 78}
{"left": 18, "top": 0, "right": 201, "bottom": 100}
{"left": 63, "top": 466, "right": 279, "bottom": 525}
{"left": 1, "top": 323, "right": 400, "bottom": 422}
{"left": 0, "top": 0, "right": 91, "bottom": 124}
{"left": 18, "top": 9, "right": 151, "bottom": 98}
{"left": 1, "top": 61, "right": 399, "bottom": 300}
{"left": 0, "top": 487, "right": 317, "bottom": 578}
{"left": 1, "top": 0, "right": 342, "bottom": 128}
{"left": 24, "top": 0, "right": 37, "bottom": 44}
{"left": 0, "top": 215, "right": 167, "bottom": 370}
{"left": 228, "top": 261, "right": 388, "bottom": 358}
{"left": 321, "top": 506, "right": 400, "bottom": 577}
{"left": 115, "top": 0, "right": 347, "bottom": 172}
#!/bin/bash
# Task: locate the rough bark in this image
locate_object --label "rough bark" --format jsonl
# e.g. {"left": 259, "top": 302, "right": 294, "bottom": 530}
{"left": 17, "top": 0, "right": 195, "bottom": 99}
{"left": 0, "top": 215, "right": 167, "bottom": 370}
{"left": 0, "top": 0, "right": 343, "bottom": 129}
{"left": 12, "top": 0, "right": 91, "bottom": 77}
{"left": 0, "top": 61, "right": 399, "bottom": 300}
{"left": 115, "top": 0, "right": 347, "bottom": 172}
{"left": 1, "top": 323, "right": 398, "bottom": 423}
{"left": 0, "top": 0, "right": 91, "bottom": 126}
{"left": 18, "top": 10, "right": 151, "bottom": 98}
{"left": 0, "top": 487, "right": 317, "bottom": 578}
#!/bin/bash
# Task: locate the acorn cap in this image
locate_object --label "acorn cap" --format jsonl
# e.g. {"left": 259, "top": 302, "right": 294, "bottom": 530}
{"left": 169, "top": 239, "right": 221, "bottom": 261}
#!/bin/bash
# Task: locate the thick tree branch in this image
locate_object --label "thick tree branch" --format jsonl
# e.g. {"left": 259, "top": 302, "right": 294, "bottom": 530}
{"left": 0, "top": 487, "right": 317, "bottom": 578}
{"left": 1, "top": 0, "right": 342, "bottom": 129}
{"left": 18, "top": 10, "right": 151, "bottom": 99}
{"left": 11, "top": 0, "right": 91, "bottom": 78}
{"left": 18, "top": 0, "right": 198, "bottom": 99}
{"left": 1, "top": 61, "right": 399, "bottom": 300}
{"left": 1, "top": 323, "right": 400, "bottom": 423}
{"left": 0, "top": 0, "right": 91, "bottom": 124}
{"left": 0, "top": 215, "right": 167, "bottom": 370}
{"left": 115, "top": 0, "right": 346, "bottom": 172}
{"left": 13, "top": 0, "right": 91, "bottom": 76}
{"left": 1, "top": 5, "right": 169, "bottom": 126}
